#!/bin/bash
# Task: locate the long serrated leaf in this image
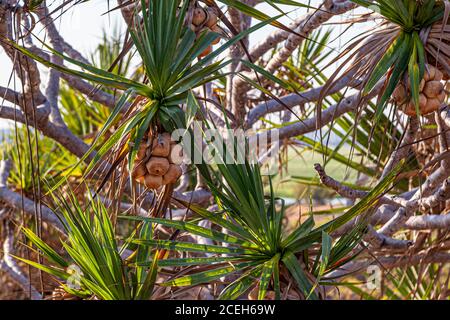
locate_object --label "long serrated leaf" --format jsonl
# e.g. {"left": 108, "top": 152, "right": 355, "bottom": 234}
{"left": 219, "top": 266, "right": 262, "bottom": 300}
{"left": 258, "top": 254, "right": 279, "bottom": 300}
{"left": 132, "top": 239, "right": 255, "bottom": 255}
{"left": 364, "top": 32, "right": 404, "bottom": 93}
{"left": 162, "top": 261, "right": 259, "bottom": 287}
{"left": 282, "top": 251, "right": 317, "bottom": 300}
{"left": 121, "top": 215, "right": 258, "bottom": 248}
{"left": 21, "top": 227, "right": 69, "bottom": 268}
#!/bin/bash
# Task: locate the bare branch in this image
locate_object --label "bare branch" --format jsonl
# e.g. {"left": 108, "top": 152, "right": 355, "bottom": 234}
{"left": 0, "top": 223, "right": 42, "bottom": 300}
{"left": 27, "top": 46, "right": 124, "bottom": 110}
{"left": 231, "top": 0, "right": 356, "bottom": 115}
{"left": 0, "top": 160, "right": 65, "bottom": 233}
{"left": 380, "top": 117, "right": 418, "bottom": 180}
{"left": 313, "top": 163, "right": 399, "bottom": 207}
{"left": 258, "top": 0, "right": 356, "bottom": 76}
{"left": 0, "top": 4, "right": 46, "bottom": 106}
{"left": 0, "top": 104, "right": 93, "bottom": 163}
{"left": 0, "top": 86, "right": 23, "bottom": 106}
{"left": 245, "top": 72, "right": 360, "bottom": 128}
{"left": 263, "top": 85, "right": 382, "bottom": 141}
{"left": 365, "top": 225, "right": 413, "bottom": 250}
{"left": 405, "top": 213, "right": 450, "bottom": 230}
{"left": 327, "top": 251, "right": 450, "bottom": 279}
{"left": 36, "top": 6, "right": 66, "bottom": 126}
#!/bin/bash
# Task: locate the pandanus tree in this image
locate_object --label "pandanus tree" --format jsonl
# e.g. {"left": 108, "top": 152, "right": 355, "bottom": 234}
{"left": 7, "top": 0, "right": 378, "bottom": 299}
{"left": 327, "top": 0, "right": 450, "bottom": 118}
{"left": 1, "top": 0, "right": 450, "bottom": 300}
{"left": 121, "top": 130, "right": 403, "bottom": 299}
{"left": 18, "top": 117, "right": 402, "bottom": 299}
{"left": 10, "top": 0, "right": 290, "bottom": 215}
{"left": 12, "top": 0, "right": 225, "bottom": 205}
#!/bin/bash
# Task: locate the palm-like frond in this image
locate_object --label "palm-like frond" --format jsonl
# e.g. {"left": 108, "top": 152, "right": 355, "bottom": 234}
{"left": 324, "top": 0, "right": 449, "bottom": 119}
{"left": 17, "top": 189, "right": 158, "bottom": 300}
{"left": 8, "top": 0, "right": 282, "bottom": 195}
{"left": 121, "top": 116, "right": 404, "bottom": 299}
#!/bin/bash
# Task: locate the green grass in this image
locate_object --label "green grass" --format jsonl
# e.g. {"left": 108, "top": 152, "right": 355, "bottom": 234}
{"left": 270, "top": 148, "right": 361, "bottom": 199}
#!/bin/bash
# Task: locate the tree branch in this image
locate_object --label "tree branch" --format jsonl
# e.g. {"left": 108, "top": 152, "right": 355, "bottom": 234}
{"left": 0, "top": 160, "right": 65, "bottom": 233}
{"left": 231, "top": 0, "right": 357, "bottom": 116}
{"left": 263, "top": 84, "right": 382, "bottom": 141}
{"left": 0, "top": 223, "right": 42, "bottom": 300}
{"left": 245, "top": 72, "right": 360, "bottom": 127}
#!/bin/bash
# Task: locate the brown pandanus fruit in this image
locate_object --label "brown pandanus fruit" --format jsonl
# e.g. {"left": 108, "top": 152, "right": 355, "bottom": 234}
{"left": 162, "top": 164, "right": 182, "bottom": 185}
{"left": 131, "top": 131, "right": 183, "bottom": 189}
{"left": 151, "top": 132, "right": 171, "bottom": 157}
{"left": 192, "top": 7, "right": 217, "bottom": 28}
{"left": 192, "top": 7, "right": 207, "bottom": 26}
{"left": 146, "top": 157, "right": 170, "bottom": 176}
{"left": 204, "top": 8, "right": 217, "bottom": 28}
{"left": 198, "top": 45, "right": 212, "bottom": 58}
{"left": 136, "top": 143, "right": 149, "bottom": 160}
{"left": 210, "top": 25, "right": 221, "bottom": 45}
{"left": 144, "top": 175, "right": 163, "bottom": 189}
{"left": 192, "top": 6, "right": 220, "bottom": 58}
{"left": 132, "top": 163, "right": 147, "bottom": 179}
{"left": 393, "top": 64, "right": 446, "bottom": 117}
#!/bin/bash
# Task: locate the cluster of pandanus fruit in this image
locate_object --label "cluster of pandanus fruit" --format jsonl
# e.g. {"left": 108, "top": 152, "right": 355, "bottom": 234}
{"left": 191, "top": 5, "right": 221, "bottom": 58}
{"left": 393, "top": 64, "right": 446, "bottom": 116}
{"left": 131, "top": 131, "right": 183, "bottom": 190}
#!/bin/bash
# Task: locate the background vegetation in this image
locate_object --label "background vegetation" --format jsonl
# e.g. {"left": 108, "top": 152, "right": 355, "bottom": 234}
{"left": 0, "top": 0, "right": 450, "bottom": 300}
